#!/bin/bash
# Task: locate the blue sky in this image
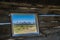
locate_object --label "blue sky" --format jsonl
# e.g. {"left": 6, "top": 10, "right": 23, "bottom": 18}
{"left": 11, "top": 13, "right": 36, "bottom": 24}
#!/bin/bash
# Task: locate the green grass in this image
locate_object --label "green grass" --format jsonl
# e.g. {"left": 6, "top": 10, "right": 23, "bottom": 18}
{"left": 13, "top": 25, "right": 37, "bottom": 34}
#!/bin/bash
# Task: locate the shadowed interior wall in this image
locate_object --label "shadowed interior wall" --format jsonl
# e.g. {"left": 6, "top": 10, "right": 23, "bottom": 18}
{"left": 0, "top": 3, "right": 60, "bottom": 40}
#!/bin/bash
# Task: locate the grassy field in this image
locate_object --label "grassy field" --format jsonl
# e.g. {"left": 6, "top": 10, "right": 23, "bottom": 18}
{"left": 13, "top": 24, "right": 37, "bottom": 34}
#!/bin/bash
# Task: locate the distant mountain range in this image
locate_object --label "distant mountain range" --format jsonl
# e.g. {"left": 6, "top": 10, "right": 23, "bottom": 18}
{"left": 14, "top": 22, "right": 35, "bottom": 25}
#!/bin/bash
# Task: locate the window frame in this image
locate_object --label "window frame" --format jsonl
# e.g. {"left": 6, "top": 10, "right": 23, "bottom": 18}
{"left": 10, "top": 13, "right": 40, "bottom": 38}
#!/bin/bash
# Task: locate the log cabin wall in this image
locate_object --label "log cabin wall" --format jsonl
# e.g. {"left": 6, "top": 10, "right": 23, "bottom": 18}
{"left": 0, "top": 2, "right": 60, "bottom": 40}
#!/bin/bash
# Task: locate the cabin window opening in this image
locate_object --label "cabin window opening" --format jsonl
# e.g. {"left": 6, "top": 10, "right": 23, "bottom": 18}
{"left": 11, "top": 13, "right": 39, "bottom": 37}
